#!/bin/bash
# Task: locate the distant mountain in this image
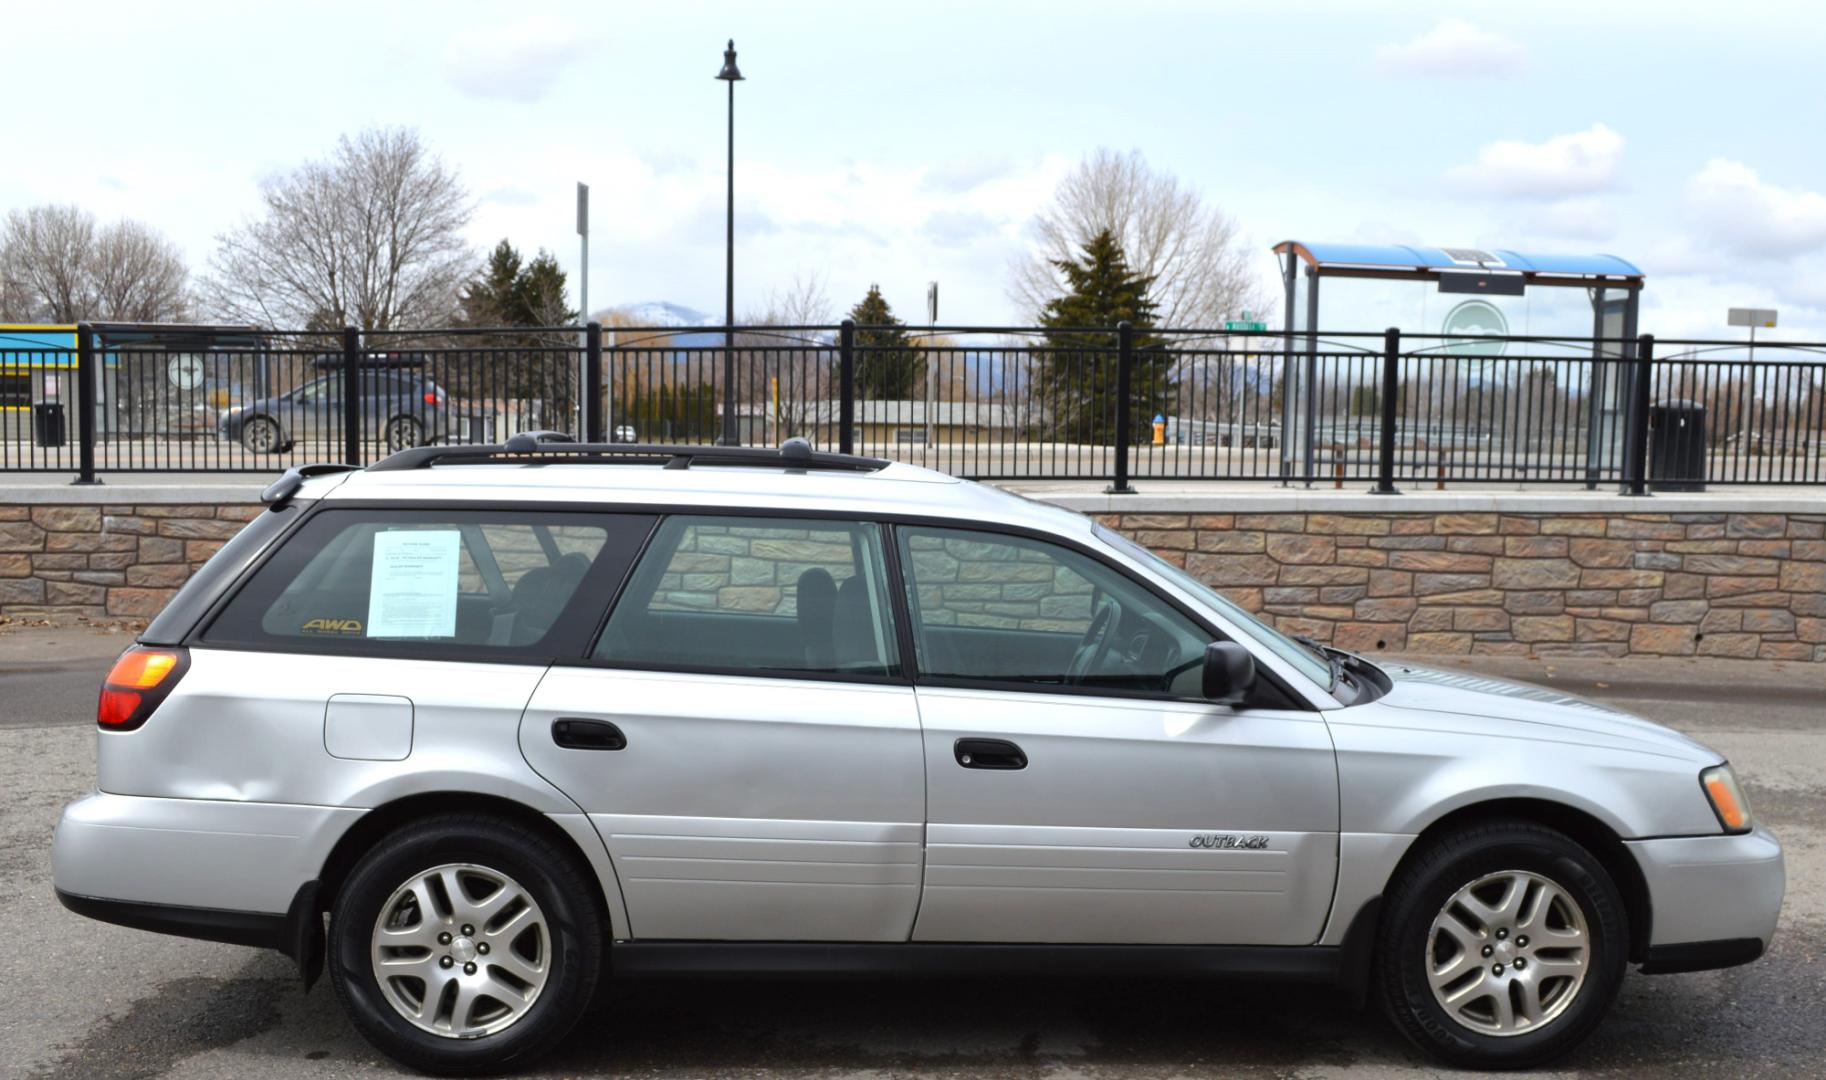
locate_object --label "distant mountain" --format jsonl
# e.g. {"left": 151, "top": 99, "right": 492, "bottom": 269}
{"left": 593, "top": 301, "right": 717, "bottom": 328}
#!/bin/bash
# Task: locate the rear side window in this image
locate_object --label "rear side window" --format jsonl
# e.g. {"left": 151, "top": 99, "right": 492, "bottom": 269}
{"left": 593, "top": 515, "right": 901, "bottom": 678}
{"left": 203, "top": 509, "right": 654, "bottom": 658}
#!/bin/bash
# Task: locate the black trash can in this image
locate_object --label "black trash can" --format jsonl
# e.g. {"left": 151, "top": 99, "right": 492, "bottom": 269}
{"left": 1648, "top": 399, "right": 1706, "bottom": 492}
{"left": 32, "top": 402, "right": 66, "bottom": 448}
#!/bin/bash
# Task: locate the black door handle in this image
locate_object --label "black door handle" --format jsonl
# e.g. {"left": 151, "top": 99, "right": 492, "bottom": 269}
{"left": 955, "top": 737, "right": 1026, "bottom": 770}
{"left": 552, "top": 717, "right": 626, "bottom": 751}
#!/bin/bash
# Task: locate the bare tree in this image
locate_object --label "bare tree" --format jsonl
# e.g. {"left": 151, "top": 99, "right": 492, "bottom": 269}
{"left": 1008, "top": 149, "right": 1269, "bottom": 328}
{"left": 88, "top": 220, "right": 190, "bottom": 322}
{"left": 204, "top": 127, "right": 473, "bottom": 330}
{"left": 739, "top": 272, "right": 837, "bottom": 440}
{"left": 1, "top": 205, "right": 190, "bottom": 322}
{"left": 1, "top": 205, "right": 95, "bottom": 321}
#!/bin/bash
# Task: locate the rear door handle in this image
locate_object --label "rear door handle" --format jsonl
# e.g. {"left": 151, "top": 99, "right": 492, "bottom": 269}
{"left": 552, "top": 717, "right": 626, "bottom": 751}
{"left": 954, "top": 737, "right": 1026, "bottom": 770}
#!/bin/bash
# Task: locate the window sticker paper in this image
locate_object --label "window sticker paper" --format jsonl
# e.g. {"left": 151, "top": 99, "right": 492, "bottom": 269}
{"left": 367, "top": 530, "right": 461, "bottom": 638}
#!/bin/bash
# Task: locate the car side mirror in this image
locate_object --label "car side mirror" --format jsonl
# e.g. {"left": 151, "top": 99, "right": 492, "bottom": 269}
{"left": 1203, "top": 641, "right": 1256, "bottom": 705}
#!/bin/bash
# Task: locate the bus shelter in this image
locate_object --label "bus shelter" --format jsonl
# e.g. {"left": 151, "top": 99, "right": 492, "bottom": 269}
{"left": 1271, "top": 242, "right": 1645, "bottom": 488}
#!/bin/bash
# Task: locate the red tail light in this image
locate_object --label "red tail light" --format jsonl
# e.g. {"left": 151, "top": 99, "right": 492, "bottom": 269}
{"left": 423, "top": 391, "right": 439, "bottom": 405}
{"left": 98, "top": 646, "right": 189, "bottom": 731}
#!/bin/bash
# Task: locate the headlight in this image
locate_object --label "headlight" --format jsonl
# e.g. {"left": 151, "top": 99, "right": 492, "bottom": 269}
{"left": 1700, "top": 764, "right": 1753, "bottom": 833}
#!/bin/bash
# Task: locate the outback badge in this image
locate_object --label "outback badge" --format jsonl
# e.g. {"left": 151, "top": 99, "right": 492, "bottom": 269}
{"left": 1189, "top": 833, "right": 1270, "bottom": 850}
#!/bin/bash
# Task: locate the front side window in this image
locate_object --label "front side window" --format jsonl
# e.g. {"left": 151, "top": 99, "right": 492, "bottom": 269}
{"left": 594, "top": 516, "right": 900, "bottom": 678}
{"left": 896, "top": 526, "right": 1210, "bottom": 696}
{"left": 205, "top": 509, "right": 653, "bottom": 656}
{"left": 1094, "top": 523, "right": 1334, "bottom": 689}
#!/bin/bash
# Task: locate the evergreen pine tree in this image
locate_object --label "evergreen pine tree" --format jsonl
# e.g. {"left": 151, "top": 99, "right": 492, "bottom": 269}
{"left": 513, "top": 250, "right": 579, "bottom": 325}
{"left": 458, "top": 240, "right": 523, "bottom": 325}
{"left": 1037, "top": 229, "right": 1172, "bottom": 444}
{"left": 846, "top": 285, "right": 924, "bottom": 400}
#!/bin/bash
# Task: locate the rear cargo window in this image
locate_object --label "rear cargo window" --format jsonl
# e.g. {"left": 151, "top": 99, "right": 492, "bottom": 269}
{"left": 202, "top": 509, "right": 654, "bottom": 658}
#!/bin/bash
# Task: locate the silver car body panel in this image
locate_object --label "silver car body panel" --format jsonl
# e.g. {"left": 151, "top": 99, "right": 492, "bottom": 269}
{"left": 912, "top": 686, "right": 1338, "bottom": 945}
{"left": 55, "top": 791, "right": 360, "bottom": 914}
{"left": 1629, "top": 827, "right": 1784, "bottom": 947}
{"left": 520, "top": 667, "right": 925, "bottom": 941}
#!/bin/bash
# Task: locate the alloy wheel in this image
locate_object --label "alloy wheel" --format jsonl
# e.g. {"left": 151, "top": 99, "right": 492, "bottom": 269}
{"left": 369, "top": 862, "right": 550, "bottom": 1039}
{"left": 1425, "top": 869, "right": 1590, "bottom": 1037}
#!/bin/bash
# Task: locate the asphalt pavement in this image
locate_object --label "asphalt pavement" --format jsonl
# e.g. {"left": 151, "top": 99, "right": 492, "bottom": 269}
{"left": 3, "top": 627, "right": 1822, "bottom": 1079}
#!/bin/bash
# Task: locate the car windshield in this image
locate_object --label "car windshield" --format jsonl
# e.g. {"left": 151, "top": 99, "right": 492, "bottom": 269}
{"left": 1094, "top": 523, "right": 1335, "bottom": 691}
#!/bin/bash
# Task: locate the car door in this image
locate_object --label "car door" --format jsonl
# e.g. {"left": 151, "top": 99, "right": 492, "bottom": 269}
{"left": 519, "top": 514, "right": 926, "bottom": 942}
{"left": 287, "top": 375, "right": 339, "bottom": 450}
{"left": 896, "top": 524, "right": 1339, "bottom": 946}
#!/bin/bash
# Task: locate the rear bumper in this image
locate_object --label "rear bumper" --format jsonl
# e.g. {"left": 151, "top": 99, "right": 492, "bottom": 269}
{"left": 53, "top": 791, "right": 361, "bottom": 914}
{"left": 1628, "top": 825, "right": 1784, "bottom": 970}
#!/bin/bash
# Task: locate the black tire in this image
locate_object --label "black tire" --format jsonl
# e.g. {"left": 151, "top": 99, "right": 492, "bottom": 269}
{"left": 240, "top": 416, "right": 285, "bottom": 454}
{"left": 1376, "top": 819, "right": 1628, "bottom": 1070}
{"left": 328, "top": 814, "right": 603, "bottom": 1075}
{"left": 386, "top": 416, "right": 426, "bottom": 451}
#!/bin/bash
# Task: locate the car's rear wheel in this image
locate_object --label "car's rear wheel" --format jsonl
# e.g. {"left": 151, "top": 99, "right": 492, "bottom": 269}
{"left": 386, "top": 416, "right": 425, "bottom": 451}
{"left": 240, "top": 416, "right": 284, "bottom": 453}
{"left": 328, "top": 815, "right": 602, "bottom": 1075}
{"left": 1376, "top": 819, "right": 1627, "bottom": 1070}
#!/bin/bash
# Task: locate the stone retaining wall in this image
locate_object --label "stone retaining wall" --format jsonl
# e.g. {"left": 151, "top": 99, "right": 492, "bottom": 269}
{"left": 0, "top": 504, "right": 258, "bottom": 622}
{"left": 1092, "top": 510, "right": 1826, "bottom": 661}
{"left": 2, "top": 497, "right": 1822, "bottom": 660}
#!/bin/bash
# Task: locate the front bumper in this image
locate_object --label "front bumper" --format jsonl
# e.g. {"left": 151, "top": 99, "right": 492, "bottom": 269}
{"left": 1627, "top": 825, "right": 1784, "bottom": 972}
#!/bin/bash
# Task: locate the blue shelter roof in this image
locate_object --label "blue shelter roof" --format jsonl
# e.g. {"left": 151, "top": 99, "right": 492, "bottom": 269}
{"left": 1274, "top": 242, "right": 1642, "bottom": 280}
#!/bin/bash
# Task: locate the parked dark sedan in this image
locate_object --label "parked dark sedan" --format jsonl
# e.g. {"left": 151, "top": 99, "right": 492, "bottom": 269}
{"left": 218, "top": 371, "right": 460, "bottom": 453}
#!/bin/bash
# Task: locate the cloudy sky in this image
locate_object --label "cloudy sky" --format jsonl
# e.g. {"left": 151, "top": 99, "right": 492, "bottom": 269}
{"left": 6, "top": 0, "right": 1824, "bottom": 339}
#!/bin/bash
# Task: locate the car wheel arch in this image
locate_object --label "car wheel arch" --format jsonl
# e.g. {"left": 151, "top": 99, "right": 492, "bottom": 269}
{"left": 1385, "top": 797, "right": 1653, "bottom": 964}
{"left": 314, "top": 791, "right": 615, "bottom": 936}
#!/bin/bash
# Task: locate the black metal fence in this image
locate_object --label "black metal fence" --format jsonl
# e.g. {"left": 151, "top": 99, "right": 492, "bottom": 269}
{"left": 4, "top": 322, "right": 1823, "bottom": 492}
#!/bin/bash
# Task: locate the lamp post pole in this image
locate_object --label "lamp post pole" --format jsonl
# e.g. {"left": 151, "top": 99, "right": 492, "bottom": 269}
{"left": 717, "top": 39, "right": 744, "bottom": 445}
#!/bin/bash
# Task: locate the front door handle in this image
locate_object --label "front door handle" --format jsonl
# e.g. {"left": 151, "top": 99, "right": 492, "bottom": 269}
{"left": 552, "top": 717, "right": 626, "bottom": 751}
{"left": 955, "top": 737, "right": 1026, "bottom": 770}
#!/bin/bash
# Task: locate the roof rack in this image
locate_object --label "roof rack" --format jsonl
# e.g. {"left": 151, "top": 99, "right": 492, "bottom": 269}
{"left": 365, "top": 433, "right": 891, "bottom": 474}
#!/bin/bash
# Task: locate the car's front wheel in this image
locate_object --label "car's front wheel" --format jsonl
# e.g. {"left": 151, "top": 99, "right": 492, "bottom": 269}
{"left": 240, "top": 416, "right": 285, "bottom": 453}
{"left": 327, "top": 815, "right": 602, "bottom": 1075}
{"left": 1376, "top": 819, "right": 1628, "bottom": 1070}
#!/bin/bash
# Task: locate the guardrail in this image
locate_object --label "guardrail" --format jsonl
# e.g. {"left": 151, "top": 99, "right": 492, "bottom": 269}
{"left": 2, "top": 322, "right": 1822, "bottom": 492}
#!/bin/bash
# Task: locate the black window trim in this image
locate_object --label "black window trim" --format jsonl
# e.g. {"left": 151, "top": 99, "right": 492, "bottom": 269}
{"left": 186, "top": 500, "right": 657, "bottom": 667}
{"left": 886, "top": 522, "right": 1305, "bottom": 711}
{"left": 178, "top": 496, "right": 1315, "bottom": 709}
{"left": 561, "top": 512, "right": 913, "bottom": 687}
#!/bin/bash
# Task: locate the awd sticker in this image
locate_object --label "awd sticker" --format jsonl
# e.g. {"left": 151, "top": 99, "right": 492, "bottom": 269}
{"left": 1189, "top": 834, "right": 1270, "bottom": 850}
{"left": 301, "top": 618, "right": 364, "bottom": 635}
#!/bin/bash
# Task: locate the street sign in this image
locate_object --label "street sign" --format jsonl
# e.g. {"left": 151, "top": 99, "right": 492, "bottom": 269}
{"left": 1224, "top": 319, "right": 1267, "bottom": 332}
{"left": 1727, "top": 308, "right": 1777, "bottom": 328}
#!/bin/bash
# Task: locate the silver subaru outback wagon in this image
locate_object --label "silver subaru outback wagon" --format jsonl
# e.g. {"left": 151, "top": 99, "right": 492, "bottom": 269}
{"left": 53, "top": 437, "right": 1783, "bottom": 1073}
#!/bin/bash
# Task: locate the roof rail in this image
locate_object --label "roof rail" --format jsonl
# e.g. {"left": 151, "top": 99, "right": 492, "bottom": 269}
{"left": 365, "top": 434, "right": 891, "bottom": 474}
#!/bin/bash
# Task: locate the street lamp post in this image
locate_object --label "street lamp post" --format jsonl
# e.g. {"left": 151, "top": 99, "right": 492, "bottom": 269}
{"left": 716, "top": 39, "right": 744, "bottom": 445}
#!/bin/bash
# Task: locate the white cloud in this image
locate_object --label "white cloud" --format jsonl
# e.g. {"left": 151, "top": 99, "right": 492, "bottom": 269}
{"left": 443, "top": 17, "right": 601, "bottom": 104}
{"left": 1374, "top": 19, "right": 1527, "bottom": 78}
{"left": 1447, "top": 123, "right": 1624, "bottom": 199}
{"left": 1685, "top": 159, "right": 1826, "bottom": 258}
